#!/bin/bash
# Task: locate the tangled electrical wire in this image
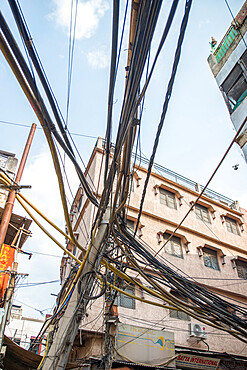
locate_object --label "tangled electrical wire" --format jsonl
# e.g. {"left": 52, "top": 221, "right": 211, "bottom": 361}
{"left": 107, "top": 225, "right": 247, "bottom": 343}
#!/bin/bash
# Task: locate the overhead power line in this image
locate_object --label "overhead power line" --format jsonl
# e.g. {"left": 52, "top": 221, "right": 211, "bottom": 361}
{"left": 104, "top": 0, "right": 120, "bottom": 185}
{"left": 65, "top": 0, "right": 79, "bottom": 130}
{"left": 17, "top": 280, "right": 60, "bottom": 288}
{"left": 6, "top": 0, "right": 98, "bottom": 207}
{"left": 0, "top": 120, "right": 98, "bottom": 139}
{"left": 135, "top": 0, "right": 192, "bottom": 235}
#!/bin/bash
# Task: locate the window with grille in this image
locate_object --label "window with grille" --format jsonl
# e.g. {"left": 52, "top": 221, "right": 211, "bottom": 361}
{"left": 126, "top": 219, "right": 135, "bottom": 230}
{"left": 203, "top": 247, "right": 219, "bottom": 270}
{"left": 169, "top": 309, "right": 190, "bottom": 321}
{"left": 236, "top": 260, "right": 247, "bottom": 280}
{"left": 116, "top": 285, "right": 135, "bottom": 309}
{"left": 163, "top": 233, "right": 183, "bottom": 258}
{"left": 225, "top": 217, "right": 239, "bottom": 235}
{"left": 169, "top": 291, "right": 190, "bottom": 321}
{"left": 195, "top": 204, "right": 211, "bottom": 223}
{"left": 160, "top": 188, "right": 176, "bottom": 209}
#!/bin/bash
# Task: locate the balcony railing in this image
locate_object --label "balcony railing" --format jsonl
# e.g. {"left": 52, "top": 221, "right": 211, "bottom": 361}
{"left": 214, "top": 26, "right": 238, "bottom": 63}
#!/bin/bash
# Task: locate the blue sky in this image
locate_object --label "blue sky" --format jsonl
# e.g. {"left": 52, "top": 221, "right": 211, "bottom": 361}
{"left": 0, "top": 0, "right": 247, "bottom": 317}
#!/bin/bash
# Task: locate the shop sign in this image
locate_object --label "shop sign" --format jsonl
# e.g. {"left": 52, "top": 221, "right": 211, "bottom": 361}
{"left": 0, "top": 244, "right": 15, "bottom": 299}
{"left": 115, "top": 323, "right": 175, "bottom": 367}
{"left": 176, "top": 353, "right": 220, "bottom": 369}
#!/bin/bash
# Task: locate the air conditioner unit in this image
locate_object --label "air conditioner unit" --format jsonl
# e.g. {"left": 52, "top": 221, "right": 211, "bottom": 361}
{"left": 189, "top": 323, "right": 207, "bottom": 339}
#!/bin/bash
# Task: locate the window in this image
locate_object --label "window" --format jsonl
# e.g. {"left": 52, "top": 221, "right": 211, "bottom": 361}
{"left": 203, "top": 247, "right": 219, "bottom": 270}
{"left": 236, "top": 260, "right": 247, "bottom": 280}
{"left": 78, "top": 194, "right": 83, "bottom": 212}
{"left": 126, "top": 219, "right": 135, "bottom": 230}
{"left": 195, "top": 204, "right": 211, "bottom": 223}
{"left": 169, "top": 309, "right": 190, "bottom": 321}
{"left": 169, "top": 291, "right": 190, "bottom": 321}
{"left": 225, "top": 217, "right": 240, "bottom": 235}
{"left": 160, "top": 188, "right": 176, "bottom": 209}
{"left": 116, "top": 285, "right": 135, "bottom": 309}
{"left": 163, "top": 233, "right": 183, "bottom": 258}
{"left": 221, "top": 55, "right": 247, "bottom": 112}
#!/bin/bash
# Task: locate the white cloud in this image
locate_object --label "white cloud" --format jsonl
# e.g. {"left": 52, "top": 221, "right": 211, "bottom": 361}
{"left": 12, "top": 145, "right": 80, "bottom": 317}
{"left": 87, "top": 46, "right": 109, "bottom": 69}
{"left": 50, "top": 0, "right": 109, "bottom": 40}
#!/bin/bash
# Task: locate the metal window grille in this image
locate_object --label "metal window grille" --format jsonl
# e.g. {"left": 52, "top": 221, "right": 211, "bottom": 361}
{"left": 116, "top": 286, "right": 135, "bottom": 309}
{"left": 169, "top": 309, "right": 190, "bottom": 321}
{"left": 236, "top": 260, "right": 247, "bottom": 280}
{"left": 169, "top": 291, "right": 190, "bottom": 321}
{"left": 203, "top": 247, "right": 219, "bottom": 270}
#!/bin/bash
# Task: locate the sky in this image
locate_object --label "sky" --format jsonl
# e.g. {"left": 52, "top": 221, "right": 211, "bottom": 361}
{"left": 0, "top": 0, "right": 247, "bottom": 318}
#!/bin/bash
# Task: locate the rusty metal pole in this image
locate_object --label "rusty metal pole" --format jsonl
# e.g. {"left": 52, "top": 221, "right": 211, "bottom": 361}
{"left": 0, "top": 123, "right": 36, "bottom": 252}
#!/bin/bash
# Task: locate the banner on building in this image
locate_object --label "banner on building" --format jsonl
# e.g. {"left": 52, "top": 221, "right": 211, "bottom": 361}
{"left": 115, "top": 323, "right": 175, "bottom": 367}
{"left": 0, "top": 244, "right": 15, "bottom": 300}
{"left": 176, "top": 354, "right": 220, "bottom": 369}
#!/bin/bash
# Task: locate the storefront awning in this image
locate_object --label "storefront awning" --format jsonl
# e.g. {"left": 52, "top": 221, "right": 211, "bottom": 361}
{"left": 3, "top": 335, "right": 78, "bottom": 370}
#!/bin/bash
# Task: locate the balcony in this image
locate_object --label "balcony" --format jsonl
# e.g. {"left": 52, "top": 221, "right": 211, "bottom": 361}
{"left": 214, "top": 26, "right": 238, "bottom": 63}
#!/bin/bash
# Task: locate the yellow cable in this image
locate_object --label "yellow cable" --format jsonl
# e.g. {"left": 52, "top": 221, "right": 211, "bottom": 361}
{"left": 37, "top": 325, "right": 54, "bottom": 369}
{"left": 107, "top": 282, "right": 178, "bottom": 310}
{"left": 2, "top": 176, "right": 241, "bottom": 338}
{"left": 59, "top": 221, "right": 99, "bottom": 307}
{"left": 18, "top": 192, "right": 86, "bottom": 253}
{"left": 1, "top": 173, "right": 163, "bottom": 305}
{"left": 0, "top": 36, "right": 81, "bottom": 256}
{"left": 16, "top": 196, "right": 81, "bottom": 264}
{"left": 0, "top": 173, "right": 86, "bottom": 253}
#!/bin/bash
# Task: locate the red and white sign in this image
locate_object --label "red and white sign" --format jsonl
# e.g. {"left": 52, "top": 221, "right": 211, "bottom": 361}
{"left": 0, "top": 244, "right": 15, "bottom": 300}
{"left": 176, "top": 354, "right": 220, "bottom": 369}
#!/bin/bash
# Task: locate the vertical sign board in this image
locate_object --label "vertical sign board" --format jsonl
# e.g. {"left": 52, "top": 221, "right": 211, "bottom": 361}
{"left": 115, "top": 323, "right": 175, "bottom": 367}
{"left": 0, "top": 244, "right": 15, "bottom": 300}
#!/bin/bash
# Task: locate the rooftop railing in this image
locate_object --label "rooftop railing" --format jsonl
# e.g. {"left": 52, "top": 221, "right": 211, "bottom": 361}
{"left": 214, "top": 25, "right": 238, "bottom": 63}
{"left": 132, "top": 152, "right": 237, "bottom": 209}
{"left": 100, "top": 140, "right": 237, "bottom": 210}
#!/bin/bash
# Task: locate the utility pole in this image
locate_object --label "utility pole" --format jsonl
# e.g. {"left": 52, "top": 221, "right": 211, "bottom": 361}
{"left": 0, "top": 123, "right": 36, "bottom": 355}
{"left": 0, "top": 123, "right": 36, "bottom": 252}
{"left": 102, "top": 2, "right": 140, "bottom": 367}
{"left": 42, "top": 1, "right": 141, "bottom": 367}
{"left": 42, "top": 207, "right": 110, "bottom": 369}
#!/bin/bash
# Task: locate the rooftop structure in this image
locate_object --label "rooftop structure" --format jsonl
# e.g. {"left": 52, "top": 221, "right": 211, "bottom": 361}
{"left": 208, "top": 1, "right": 247, "bottom": 161}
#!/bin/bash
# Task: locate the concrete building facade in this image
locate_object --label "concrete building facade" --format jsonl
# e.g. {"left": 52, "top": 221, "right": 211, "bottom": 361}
{"left": 0, "top": 150, "right": 18, "bottom": 209}
{"left": 60, "top": 138, "right": 247, "bottom": 369}
{"left": 208, "top": 1, "right": 247, "bottom": 161}
{"left": 5, "top": 305, "right": 44, "bottom": 354}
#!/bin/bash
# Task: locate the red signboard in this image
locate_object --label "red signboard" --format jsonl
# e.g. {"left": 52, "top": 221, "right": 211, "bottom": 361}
{"left": 176, "top": 354, "right": 220, "bottom": 369}
{"left": 0, "top": 244, "right": 15, "bottom": 300}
